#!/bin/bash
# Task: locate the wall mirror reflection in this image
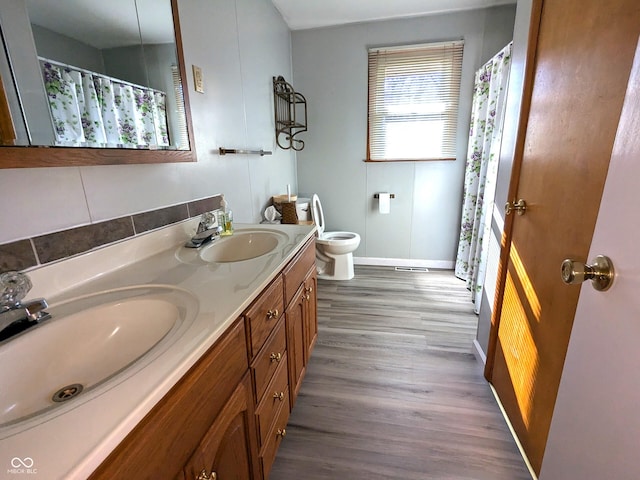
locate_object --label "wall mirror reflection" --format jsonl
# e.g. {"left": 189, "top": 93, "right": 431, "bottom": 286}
{"left": 0, "top": 0, "right": 194, "bottom": 168}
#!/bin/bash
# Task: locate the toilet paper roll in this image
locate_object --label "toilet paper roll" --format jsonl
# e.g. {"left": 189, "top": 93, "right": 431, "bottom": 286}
{"left": 378, "top": 193, "right": 391, "bottom": 214}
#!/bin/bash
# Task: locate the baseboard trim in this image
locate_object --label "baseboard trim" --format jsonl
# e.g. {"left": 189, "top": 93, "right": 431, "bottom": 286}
{"left": 489, "top": 384, "right": 539, "bottom": 480}
{"left": 473, "top": 339, "right": 487, "bottom": 364}
{"left": 353, "top": 257, "right": 455, "bottom": 270}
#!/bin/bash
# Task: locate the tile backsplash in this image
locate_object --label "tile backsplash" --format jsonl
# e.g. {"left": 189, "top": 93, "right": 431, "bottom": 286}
{"left": 0, "top": 195, "right": 222, "bottom": 272}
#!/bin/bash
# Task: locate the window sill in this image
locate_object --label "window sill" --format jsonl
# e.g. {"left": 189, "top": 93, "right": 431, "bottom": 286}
{"left": 364, "top": 157, "right": 456, "bottom": 163}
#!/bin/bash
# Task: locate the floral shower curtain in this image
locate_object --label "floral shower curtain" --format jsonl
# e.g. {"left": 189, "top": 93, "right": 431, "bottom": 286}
{"left": 41, "top": 61, "right": 169, "bottom": 148}
{"left": 455, "top": 42, "right": 513, "bottom": 312}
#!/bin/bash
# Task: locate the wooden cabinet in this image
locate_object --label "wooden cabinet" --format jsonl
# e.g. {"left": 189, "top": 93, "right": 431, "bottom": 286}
{"left": 89, "top": 236, "right": 317, "bottom": 480}
{"left": 303, "top": 268, "right": 318, "bottom": 362}
{"left": 245, "top": 275, "right": 291, "bottom": 478}
{"left": 283, "top": 238, "right": 317, "bottom": 408}
{"left": 260, "top": 392, "right": 290, "bottom": 479}
{"left": 183, "top": 375, "right": 258, "bottom": 480}
{"left": 285, "top": 288, "right": 306, "bottom": 407}
{"left": 245, "top": 275, "right": 284, "bottom": 359}
{"left": 89, "top": 319, "right": 254, "bottom": 480}
{"left": 251, "top": 317, "right": 287, "bottom": 404}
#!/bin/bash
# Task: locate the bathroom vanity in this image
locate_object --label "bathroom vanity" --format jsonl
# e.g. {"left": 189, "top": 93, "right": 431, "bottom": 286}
{"left": 0, "top": 221, "right": 316, "bottom": 480}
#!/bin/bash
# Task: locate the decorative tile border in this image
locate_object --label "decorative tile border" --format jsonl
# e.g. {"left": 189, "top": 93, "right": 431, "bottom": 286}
{"left": 0, "top": 194, "right": 223, "bottom": 272}
{"left": 132, "top": 205, "right": 188, "bottom": 234}
{"left": 0, "top": 240, "right": 37, "bottom": 272}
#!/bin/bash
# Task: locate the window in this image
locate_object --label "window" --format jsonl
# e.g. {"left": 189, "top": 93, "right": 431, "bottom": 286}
{"left": 367, "top": 41, "right": 464, "bottom": 162}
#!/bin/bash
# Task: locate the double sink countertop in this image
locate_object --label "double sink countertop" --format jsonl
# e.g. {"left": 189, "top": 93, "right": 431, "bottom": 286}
{"left": 0, "top": 220, "right": 315, "bottom": 479}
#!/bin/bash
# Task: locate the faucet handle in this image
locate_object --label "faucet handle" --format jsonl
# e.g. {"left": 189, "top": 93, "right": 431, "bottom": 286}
{"left": 196, "top": 212, "right": 216, "bottom": 233}
{"left": 0, "top": 271, "right": 33, "bottom": 309}
{"left": 23, "top": 298, "right": 50, "bottom": 322}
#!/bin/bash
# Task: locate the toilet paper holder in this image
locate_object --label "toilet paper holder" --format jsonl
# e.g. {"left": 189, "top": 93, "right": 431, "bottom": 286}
{"left": 373, "top": 193, "right": 395, "bottom": 199}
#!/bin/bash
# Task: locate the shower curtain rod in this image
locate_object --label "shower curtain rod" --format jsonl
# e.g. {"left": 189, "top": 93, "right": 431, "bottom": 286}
{"left": 38, "top": 56, "right": 166, "bottom": 96}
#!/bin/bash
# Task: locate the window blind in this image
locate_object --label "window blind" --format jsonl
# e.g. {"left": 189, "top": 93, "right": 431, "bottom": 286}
{"left": 172, "top": 65, "right": 190, "bottom": 149}
{"left": 367, "top": 40, "right": 464, "bottom": 161}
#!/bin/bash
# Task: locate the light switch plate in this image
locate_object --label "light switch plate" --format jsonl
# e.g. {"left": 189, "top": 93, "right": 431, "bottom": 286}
{"left": 192, "top": 65, "right": 204, "bottom": 93}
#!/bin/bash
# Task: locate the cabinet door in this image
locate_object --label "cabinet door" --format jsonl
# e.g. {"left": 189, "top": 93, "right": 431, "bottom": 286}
{"left": 183, "top": 375, "right": 259, "bottom": 480}
{"left": 303, "top": 268, "right": 318, "bottom": 361}
{"left": 285, "top": 287, "right": 306, "bottom": 409}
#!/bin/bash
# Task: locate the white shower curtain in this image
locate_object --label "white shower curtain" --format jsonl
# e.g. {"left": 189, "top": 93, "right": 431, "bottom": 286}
{"left": 455, "top": 42, "right": 513, "bottom": 312}
{"left": 41, "top": 61, "right": 169, "bottom": 148}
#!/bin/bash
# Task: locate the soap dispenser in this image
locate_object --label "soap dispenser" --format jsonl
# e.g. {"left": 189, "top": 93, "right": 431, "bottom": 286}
{"left": 220, "top": 195, "right": 233, "bottom": 236}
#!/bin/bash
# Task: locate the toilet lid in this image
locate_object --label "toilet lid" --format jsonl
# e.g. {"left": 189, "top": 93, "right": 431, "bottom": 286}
{"left": 310, "top": 194, "right": 325, "bottom": 235}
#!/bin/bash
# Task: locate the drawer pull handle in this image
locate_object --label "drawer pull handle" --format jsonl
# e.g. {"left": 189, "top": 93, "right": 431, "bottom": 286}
{"left": 273, "top": 391, "right": 285, "bottom": 401}
{"left": 270, "top": 352, "right": 282, "bottom": 362}
{"left": 266, "top": 309, "right": 279, "bottom": 319}
{"left": 305, "top": 286, "right": 314, "bottom": 294}
{"left": 196, "top": 469, "right": 217, "bottom": 480}
{"left": 277, "top": 428, "right": 287, "bottom": 438}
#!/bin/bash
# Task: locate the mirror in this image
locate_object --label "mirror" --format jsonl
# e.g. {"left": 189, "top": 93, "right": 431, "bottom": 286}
{"left": 0, "top": 0, "right": 194, "bottom": 168}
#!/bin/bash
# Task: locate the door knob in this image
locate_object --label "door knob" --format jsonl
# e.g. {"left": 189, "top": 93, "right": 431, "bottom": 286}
{"left": 561, "top": 255, "right": 614, "bottom": 291}
{"left": 505, "top": 199, "right": 527, "bottom": 216}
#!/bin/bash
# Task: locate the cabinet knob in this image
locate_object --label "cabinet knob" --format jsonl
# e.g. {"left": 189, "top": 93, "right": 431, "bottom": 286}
{"left": 270, "top": 352, "right": 282, "bottom": 362}
{"left": 276, "top": 428, "right": 287, "bottom": 438}
{"left": 273, "top": 391, "right": 285, "bottom": 401}
{"left": 266, "top": 309, "right": 279, "bottom": 319}
{"left": 196, "top": 469, "right": 217, "bottom": 480}
{"left": 305, "top": 286, "right": 313, "bottom": 294}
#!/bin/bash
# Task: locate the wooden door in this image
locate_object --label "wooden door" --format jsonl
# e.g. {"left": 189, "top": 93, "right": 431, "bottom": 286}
{"left": 486, "top": 0, "right": 640, "bottom": 474}
{"left": 539, "top": 37, "right": 640, "bottom": 480}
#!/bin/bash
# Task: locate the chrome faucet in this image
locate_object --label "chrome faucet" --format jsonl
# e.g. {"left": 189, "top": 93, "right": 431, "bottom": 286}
{"left": 184, "top": 212, "right": 223, "bottom": 248}
{"left": 0, "top": 271, "right": 51, "bottom": 341}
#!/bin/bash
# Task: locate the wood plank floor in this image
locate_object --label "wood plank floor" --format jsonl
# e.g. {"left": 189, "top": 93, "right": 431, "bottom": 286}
{"left": 270, "top": 266, "right": 531, "bottom": 480}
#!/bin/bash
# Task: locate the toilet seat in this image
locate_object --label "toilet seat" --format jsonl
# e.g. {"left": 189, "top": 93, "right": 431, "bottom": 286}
{"left": 310, "top": 194, "right": 359, "bottom": 242}
{"left": 316, "top": 231, "right": 360, "bottom": 255}
{"left": 311, "top": 194, "right": 327, "bottom": 235}
{"left": 317, "top": 231, "right": 359, "bottom": 243}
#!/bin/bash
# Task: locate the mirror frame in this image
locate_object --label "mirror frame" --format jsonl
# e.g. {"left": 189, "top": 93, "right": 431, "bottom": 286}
{"left": 0, "top": 0, "right": 195, "bottom": 169}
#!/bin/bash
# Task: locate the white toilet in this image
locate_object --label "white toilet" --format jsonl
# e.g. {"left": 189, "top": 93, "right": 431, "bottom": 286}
{"left": 310, "top": 194, "right": 361, "bottom": 280}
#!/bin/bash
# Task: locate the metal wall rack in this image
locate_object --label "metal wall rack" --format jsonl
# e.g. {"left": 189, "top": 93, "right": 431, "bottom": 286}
{"left": 273, "top": 76, "right": 307, "bottom": 151}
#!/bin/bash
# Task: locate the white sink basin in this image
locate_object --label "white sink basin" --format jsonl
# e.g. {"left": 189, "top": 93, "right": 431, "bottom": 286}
{"left": 0, "top": 285, "right": 198, "bottom": 429}
{"left": 199, "top": 229, "right": 288, "bottom": 262}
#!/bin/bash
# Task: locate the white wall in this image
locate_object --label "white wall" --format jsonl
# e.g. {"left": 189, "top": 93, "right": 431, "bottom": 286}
{"left": 292, "top": 6, "right": 516, "bottom": 266}
{"left": 31, "top": 24, "right": 106, "bottom": 73}
{"left": 0, "top": 0, "right": 296, "bottom": 245}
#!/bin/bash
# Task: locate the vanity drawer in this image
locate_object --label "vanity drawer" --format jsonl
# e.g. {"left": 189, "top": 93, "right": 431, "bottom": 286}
{"left": 251, "top": 317, "right": 287, "bottom": 403}
{"left": 283, "top": 237, "right": 316, "bottom": 307}
{"left": 245, "top": 274, "right": 284, "bottom": 358}
{"left": 260, "top": 392, "right": 291, "bottom": 479}
{"left": 255, "top": 355, "right": 289, "bottom": 447}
